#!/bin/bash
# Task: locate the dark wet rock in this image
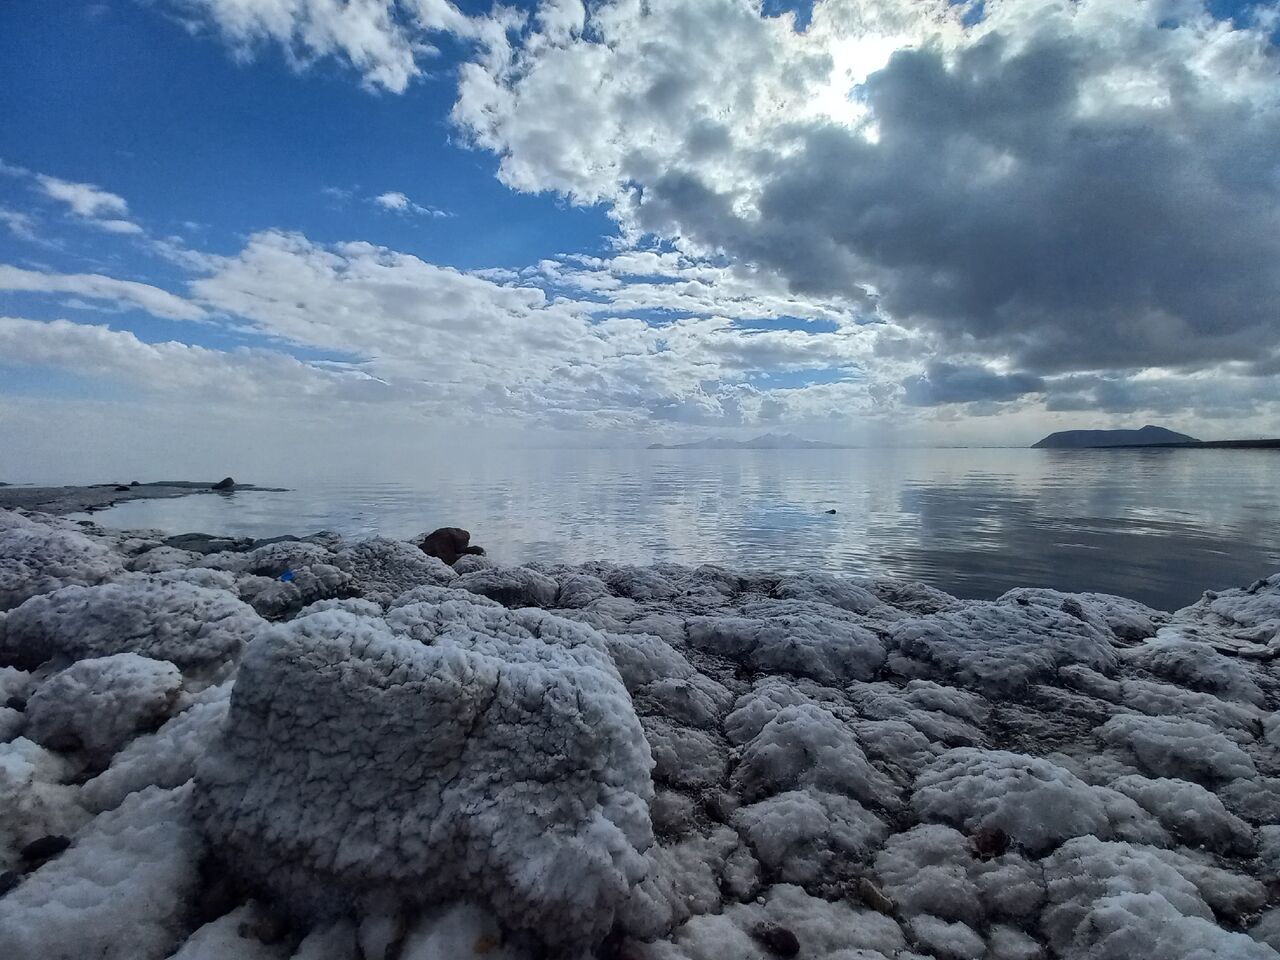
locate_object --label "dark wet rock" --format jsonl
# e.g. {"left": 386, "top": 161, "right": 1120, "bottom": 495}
{"left": 163, "top": 533, "right": 255, "bottom": 554}
{"left": 211, "top": 477, "right": 235, "bottom": 491}
{"left": 4, "top": 696, "right": 24, "bottom": 711}
{"left": 113, "top": 486, "right": 130, "bottom": 493}
{"left": 20, "top": 835, "right": 71, "bottom": 863}
{"left": 129, "top": 481, "right": 140, "bottom": 486}
{"left": 0, "top": 871, "right": 19, "bottom": 896}
{"left": 419, "top": 526, "right": 485, "bottom": 566}
{"left": 969, "top": 826, "right": 1010, "bottom": 860}
{"left": 751, "top": 922, "right": 801, "bottom": 957}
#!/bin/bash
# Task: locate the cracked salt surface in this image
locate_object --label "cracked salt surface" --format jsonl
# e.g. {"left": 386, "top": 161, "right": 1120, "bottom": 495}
{"left": 1, "top": 506, "right": 1279, "bottom": 959}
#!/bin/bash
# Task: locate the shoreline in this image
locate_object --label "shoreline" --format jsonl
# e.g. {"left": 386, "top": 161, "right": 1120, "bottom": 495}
{"left": 0, "top": 481, "right": 288, "bottom": 517}
{"left": 1, "top": 507, "right": 1279, "bottom": 959}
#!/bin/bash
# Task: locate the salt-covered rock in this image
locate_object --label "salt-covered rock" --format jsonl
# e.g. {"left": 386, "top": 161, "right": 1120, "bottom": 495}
{"left": 194, "top": 606, "right": 654, "bottom": 952}
{"left": 999, "top": 587, "right": 1163, "bottom": 642}
{"left": 0, "top": 579, "right": 261, "bottom": 672}
{"left": 0, "top": 516, "right": 125, "bottom": 611}
{"left": 734, "top": 788, "right": 887, "bottom": 885}
{"left": 24, "top": 653, "right": 182, "bottom": 762}
{"left": 334, "top": 536, "right": 454, "bottom": 604}
{"left": 453, "top": 564, "right": 559, "bottom": 608}
{"left": 629, "top": 883, "right": 907, "bottom": 960}
{"left": 1169, "top": 574, "right": 1280, "bottom": 646}
{"left": 1041, "top": 837, "right": 1273, "bottom": 958}
{"left": 685, "top": 606, "right": 885, "bottom": 684}
{"left": 875, "top": 824, "right": 1044, "bottom": 926}
{"left": 1097, "top": 714, "right": 1257, "bottom": 783}
{"left": 1110, "top": 774, "right": 1254, "bottom": 854}
{"left": 912, "top": 749, "right": 1165, "bottom": 855}
{"left": 1122, "top": 634, "right": 1266, "bottom": 704}
{"left": 0, "top": 784, "right": 202, "bottom": 960}
{"left": 168, "top": 904, "right": 291, "bottom": 960}
{"left": 887, "top": 602, "right": 1117, "bottom": 696}
{"left": 729, "top": 701, "right": 898, "bottom": 809}
{"left": 81, "top": 681, "right": 232, "bottom": 813}
{"left": 0, "top": 737, "right": 89, "bottom": 870}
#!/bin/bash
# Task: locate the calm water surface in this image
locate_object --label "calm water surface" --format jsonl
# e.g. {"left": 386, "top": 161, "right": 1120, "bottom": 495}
{"left": 77, "top": 448, "right": 1279, "bottom": 611}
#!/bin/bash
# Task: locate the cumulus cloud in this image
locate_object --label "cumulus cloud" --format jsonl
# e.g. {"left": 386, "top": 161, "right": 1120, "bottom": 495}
{"left": 450, "top": 0, "right": 1280, "bottom": 380}
{"left": 0, "top": 265, "right": 205, "bottom": 321}
{"left": 903, "top": 362, "right": 1044, "bottom": 407}
{"left": 0, "top": 316, "right": 383, "bottom": 400}
{"left": 163, "top": 0, "right": 481, "bottom": 92}
{"left": 34, "top": 175, "right": 143, "bottom": 234}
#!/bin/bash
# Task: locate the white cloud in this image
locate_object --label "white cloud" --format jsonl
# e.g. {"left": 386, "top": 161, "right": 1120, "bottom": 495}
{"left": 163, "top": 0, "right": 482, "bottom": 92}
{"left": 34, "top": 175, "right": 144, "bottom": 234}
{"left": 449, "top": 0, "right": 1280, "bottom": 378}
{"left": 0, "top": 265, "right": 205, "bottom": 321}
{"left": 0, "top": 316, "right": 381, "bottom": 401}
{"left": 372, "top": 190, "right": 450, "bottom": 217}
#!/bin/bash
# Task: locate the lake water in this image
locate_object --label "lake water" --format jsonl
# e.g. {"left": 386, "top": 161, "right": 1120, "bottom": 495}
{"left": 76, "top": 448, "right": 1280, "bottom": 611}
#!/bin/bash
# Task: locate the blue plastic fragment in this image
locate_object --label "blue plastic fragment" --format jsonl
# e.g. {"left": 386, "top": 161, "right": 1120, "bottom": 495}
{"left": 279, "top": 569, "right": 295, "bottom": 582}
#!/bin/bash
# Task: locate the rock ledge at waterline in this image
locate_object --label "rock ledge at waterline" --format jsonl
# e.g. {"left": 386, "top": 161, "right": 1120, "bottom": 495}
{"left": 1, "top": 507, "right": 1279, "bottom": 960}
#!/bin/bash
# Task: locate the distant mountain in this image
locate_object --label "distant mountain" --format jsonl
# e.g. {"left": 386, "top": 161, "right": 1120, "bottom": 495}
{"left": 1032, "top": 425, "right": 1200, "bottom": 449}
{"left": 648, "top": 432, "right": 849, "bottom": 450}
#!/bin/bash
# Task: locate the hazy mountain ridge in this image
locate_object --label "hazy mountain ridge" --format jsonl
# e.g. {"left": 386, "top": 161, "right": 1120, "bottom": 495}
{"left": 647, "top": 432, "right": 850, "bottom": 450}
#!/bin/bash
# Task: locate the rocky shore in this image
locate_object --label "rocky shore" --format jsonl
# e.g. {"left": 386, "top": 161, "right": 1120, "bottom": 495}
{"left": 1, "top": 507, "right": 1279, "bottom": 960}
{"left": 0, "top": 480, "right": 285, "bottom": 517}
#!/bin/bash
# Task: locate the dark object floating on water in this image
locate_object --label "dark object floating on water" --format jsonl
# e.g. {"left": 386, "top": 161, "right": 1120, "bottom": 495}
{"left": 751, "top": 922, "right": 801, "bottom": 957}
{"left": 420, "top": 526, "right": 487, "bottom": 566}
{"left": 824, "top": 508, "right": 837, "bottom": 514}
{"left": 211, "top": 477, "right": 236, "bottom": 491}
{"left": 20, "top": 835, "right": 71, "bottom": 863}
{"left": 114, "top": 485, "right": 130, "bottom": 492}
{"left": 1032, "top": 425, "right": 1198, "bottom": 448}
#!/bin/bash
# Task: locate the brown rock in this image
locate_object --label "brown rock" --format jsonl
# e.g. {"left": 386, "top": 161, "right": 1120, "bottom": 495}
{"left": 420, "top": 527, "right": 485, "bottom": 566}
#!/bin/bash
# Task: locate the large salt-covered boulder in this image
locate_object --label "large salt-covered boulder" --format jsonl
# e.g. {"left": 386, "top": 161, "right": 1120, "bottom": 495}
{"left": 0, "top": 579, "right": 262, "bottom": 672}
{"left": 888, "top": 602, "right": 1117, "bottom": 696}
{"left": 194, "top": 605, "right": 654, "bottom": 952}
{"left": 0, "top": 514, "right": 125, "bottom": 611}
{"left": 24, "top": 653, "right": 182, "bottom": 762}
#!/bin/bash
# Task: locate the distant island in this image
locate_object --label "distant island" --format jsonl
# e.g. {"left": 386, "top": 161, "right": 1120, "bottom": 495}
{"left": 648, "top": 432, "right": 850, "bottom": 450}
{"left": 1033, "top": 425, "right": 1280, "bottom": 450}
{"left": 1032, "top": 425, "right": 1199, "bottom": 449}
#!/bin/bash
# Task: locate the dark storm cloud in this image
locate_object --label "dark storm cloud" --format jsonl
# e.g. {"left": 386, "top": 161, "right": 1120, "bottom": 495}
{"left": 902, "top": 360, "right": 1044, "bottom": 406}
{"left": 636, "top": 29, "right": 1280, "bottom": 375}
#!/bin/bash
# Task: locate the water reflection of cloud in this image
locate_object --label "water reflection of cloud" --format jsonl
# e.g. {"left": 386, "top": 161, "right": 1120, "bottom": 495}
{"left": 81, "top": 449, "right": 1279, "bottom": 611}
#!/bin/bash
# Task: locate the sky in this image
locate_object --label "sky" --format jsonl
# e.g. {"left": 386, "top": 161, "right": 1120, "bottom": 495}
{"left": 1, "top": 0, "right": 1278, "bottom": 476}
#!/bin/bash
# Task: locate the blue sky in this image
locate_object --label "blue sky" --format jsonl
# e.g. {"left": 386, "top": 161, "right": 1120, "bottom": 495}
{"left": 1, "top": 0, "right": 1278, "bottom": 475}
